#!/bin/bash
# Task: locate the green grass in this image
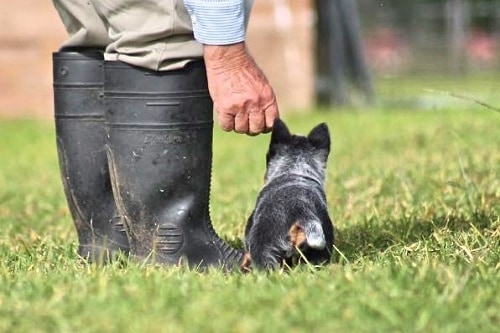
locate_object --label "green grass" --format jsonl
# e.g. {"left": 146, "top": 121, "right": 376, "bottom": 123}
{"left": 1, "top": 76, "right": 499, "bottom": 332}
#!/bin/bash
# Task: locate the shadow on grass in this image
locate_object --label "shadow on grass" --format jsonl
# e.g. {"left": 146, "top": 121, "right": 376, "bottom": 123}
{"left": 7, "top": 210, "right": 495, "bottom": 271}
{"left": 225, "top": 209, "right": 498, "bottom": 265}
{"left": 333, "top": 209, "right": 497, "bottom": 262}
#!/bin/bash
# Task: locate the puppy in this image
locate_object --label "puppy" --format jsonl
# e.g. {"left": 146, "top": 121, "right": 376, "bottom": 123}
{"left": 242, "top": 119, "right": 334, "bottom": 271}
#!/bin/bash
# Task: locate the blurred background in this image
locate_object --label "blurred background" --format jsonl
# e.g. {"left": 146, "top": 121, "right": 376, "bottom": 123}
{"left": 0, "top": 0, "right": 499, "bottom": 118}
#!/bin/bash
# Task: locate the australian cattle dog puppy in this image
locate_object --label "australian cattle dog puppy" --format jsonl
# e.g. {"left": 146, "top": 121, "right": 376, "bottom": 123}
{"left": 242, "top": 119, "right": 334, "bottom": 271}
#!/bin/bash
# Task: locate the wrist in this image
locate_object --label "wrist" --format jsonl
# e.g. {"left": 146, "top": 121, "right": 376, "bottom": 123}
{"left": 203, "top": 42, "right": 250, "bottom": 70}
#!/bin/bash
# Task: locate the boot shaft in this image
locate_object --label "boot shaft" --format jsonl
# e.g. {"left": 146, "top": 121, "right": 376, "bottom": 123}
{"left": 104, "top": 60, "right": 214, "bottom": 236}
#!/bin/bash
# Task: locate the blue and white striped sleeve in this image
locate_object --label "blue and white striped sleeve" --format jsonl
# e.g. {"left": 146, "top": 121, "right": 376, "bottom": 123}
{"left": 183, "top": 0, "right": 247, "bottom": 45}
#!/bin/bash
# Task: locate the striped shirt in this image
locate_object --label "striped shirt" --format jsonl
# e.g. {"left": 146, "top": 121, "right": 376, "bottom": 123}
{"left": 183, "top": 0, "right": 253, "bottom": 45}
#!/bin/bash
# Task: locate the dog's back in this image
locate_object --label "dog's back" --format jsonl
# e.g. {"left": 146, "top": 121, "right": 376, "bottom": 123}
{"left": 243, "top": 119, "right": 334, "bottom": 270}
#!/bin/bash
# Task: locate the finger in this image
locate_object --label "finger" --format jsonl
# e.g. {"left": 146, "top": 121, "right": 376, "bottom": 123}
{"left": 218, "top": 112, "right": 235, "bottom": 132}
{"left": 234, "top": 111, "right": 249, "bottom": 134}
{"left": 248, "top": 110, "right": 266, "bottom": 136}
{"left": 264, "top": 103, "right": 280, "bottom": 132}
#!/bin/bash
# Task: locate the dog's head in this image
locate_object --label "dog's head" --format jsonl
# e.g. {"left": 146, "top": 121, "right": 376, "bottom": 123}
{"left": 265, "top": 119, "right": 331, "bottom": 182}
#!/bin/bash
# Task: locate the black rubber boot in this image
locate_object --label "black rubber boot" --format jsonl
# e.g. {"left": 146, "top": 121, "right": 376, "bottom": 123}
{"left": 53, "top": 50, "right": 130, "bottom": 262}
{"left": 104, "top": 60, "right": 243, "bottom": 269}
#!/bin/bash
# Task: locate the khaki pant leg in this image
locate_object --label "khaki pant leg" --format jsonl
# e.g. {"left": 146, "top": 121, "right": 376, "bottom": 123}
{"left": 52, "top": 0, "right": 111, "bottom": 49}
{"left": 89, "top": 0, "right": 202, "bottom": 71}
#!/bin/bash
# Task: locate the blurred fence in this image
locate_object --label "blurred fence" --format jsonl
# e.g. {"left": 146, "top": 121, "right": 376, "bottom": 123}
{"left": 359, "top": 0, "right": 500, "bottom": 75}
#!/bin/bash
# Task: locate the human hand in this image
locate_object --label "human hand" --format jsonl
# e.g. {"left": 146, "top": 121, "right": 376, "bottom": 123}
{"left": 203, "top": 42, "right": 279, "bottom": 135}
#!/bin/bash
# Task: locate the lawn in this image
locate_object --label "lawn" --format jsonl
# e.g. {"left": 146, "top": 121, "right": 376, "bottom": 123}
{"left": 0, "top": 75, "right": 499, "bottom": 332}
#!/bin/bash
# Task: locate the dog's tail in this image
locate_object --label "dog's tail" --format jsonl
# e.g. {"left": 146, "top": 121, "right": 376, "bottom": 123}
{"left": 303, "top": 220, "right": 326, "bottom": 249}
{"left": 290, "top": 220, "right": 326, "bottom": 250}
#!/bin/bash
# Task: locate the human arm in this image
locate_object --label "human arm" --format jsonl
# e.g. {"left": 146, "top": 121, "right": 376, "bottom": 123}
{"left": 183, "top": 0, "right": 279, "bottom": 135}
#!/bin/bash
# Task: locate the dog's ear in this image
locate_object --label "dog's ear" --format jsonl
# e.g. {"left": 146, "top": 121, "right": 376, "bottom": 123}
{"left": 307, "top": 123, "right": 330, "bottom": 152}
{"left": 270, "top": 118, "right": 291, "bottom": 145}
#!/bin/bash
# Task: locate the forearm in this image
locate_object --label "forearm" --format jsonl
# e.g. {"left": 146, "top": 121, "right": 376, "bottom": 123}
{"left": 203, "top": 42, "right": 249, "bottom": 69}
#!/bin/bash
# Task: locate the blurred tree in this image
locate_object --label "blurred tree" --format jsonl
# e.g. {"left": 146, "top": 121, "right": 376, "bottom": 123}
{"left": 314, "top": 0, "right": 375, "bottom": 107}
